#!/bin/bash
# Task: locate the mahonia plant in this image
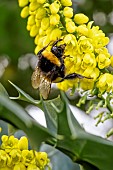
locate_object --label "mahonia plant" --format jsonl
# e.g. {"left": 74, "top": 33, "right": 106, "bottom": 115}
{"left": 0, "top": 135, "right": 50, "bottom": 170}
{"left": 18, "top": 0, "right": 113, "bottom": 122}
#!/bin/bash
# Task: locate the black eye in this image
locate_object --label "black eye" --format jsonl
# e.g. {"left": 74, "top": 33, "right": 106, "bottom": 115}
{"left": 51, "top": 46, "right": 64, "bottom": 58}
{"left": 51, "top": 46, "right": 57, "bottom": 53}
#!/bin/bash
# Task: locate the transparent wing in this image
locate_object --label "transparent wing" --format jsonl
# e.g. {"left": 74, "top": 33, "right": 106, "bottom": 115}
{"left": 39, "top": 76, "right": 51, "bottom": 100}
{"left": 31, "top": 66, "right": 41, "bottom": 89}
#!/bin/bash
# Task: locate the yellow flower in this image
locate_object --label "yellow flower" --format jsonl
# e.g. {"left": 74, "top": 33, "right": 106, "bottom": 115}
{"left": 57, "top": 79, "right": 78, "bottom": 91}
{"left": 38, "top": 0, "right": 46, "bottom": 4}
{"left": 20, "top": 6, "right": 29, "bottom": 18}
{"left": 29, "top": 1, "right": 41, "bottom": 11}
{"left": 50, "top": 28, "right": 62, "bottom": 41}
{"left": 27, "top": 164, "right": 40, "bottom": 170}
{"left": 46, "top": 26, "right": 54, "bottom": 35}
{"left": 50, "top": 14, "right": 60, "bottom": 25}
{"left": 81, "top": 53, "right": 96, "bottom": 70}
{"left": 0, "top": 150, "right": 9, "bottom": 167}
{"left": 97, "top": 73, "right": 113, "bottom": 94}
{"left": 96, "top": 53, "right": 111, "bottom": 69}
{"left": 35, "top": 7, "right": 46, "bottom": 19}
{"left": 0, "top": 167, "right": 12, "bottom": 170}
{"left": 49, "top": 1, "right": 60, "bottom": 14}
{"left": 66, "top": 21, "right": 76, "bottom": 33}
{"left": 80, "top": 79, "right": 94, "bottom": 90}
{"left": 35, "top": 19, "right": 41, "bottom": 28}
{"left": 18, "top": 0, "right": 29, "bottom": 7}
{"left": 35, "top": 152, "right": 49, "bottom": 168}
{"left": 39, "top": 28, "right": 46, "bottom": 36}
{"left": 13, "top": 163, "right": 26, "bottom": 170}
{"left": 9, "top": 149, "right": 21, "bottom": 165}
{"left": 83, "top": 67, "right": 100, "bottom": 80}
{"left": 93, "top": 36, "right": 109, "bottom": 49}
{"left": 77, "top": 36, "right": 94, "bottom": 54}
{"left": 61, "top": 0, "right": 72, "bottom": 6}
{"left": 27, "top": 15, "right": 35, "bottom": 25}
{"left": 63, "top": 7, "right": 73, "bottom": 18}
{"left": 64, "top": 34, "right": 77, "bottom": 46}
{"left": 30, "top": 25, "right": 39, "bottom": 37}
{"left": 18, "top": 136, "right": 28, "bottom": 150}
{"left": 76, "top": 25, "right": 88, "bottom": 36}
{"left": 35, "top": 45, "right": 42, "bottom": 54}
{"left": 74, "top": 13, "right": 89, "bottom": 24}
{"left": 26, "top": 24, "right": 32, "bottom": 31}
{"left": 41, "top": 17, "right": 50, "bottom": 30}
{"left": 1, "top": 135, "right": 19, "bottom": 153}
{"left": 21, "top": 150, "right": 35, "bottom": 166}
{"left": 110, "top": 56, "right": 113, "bottom": 67}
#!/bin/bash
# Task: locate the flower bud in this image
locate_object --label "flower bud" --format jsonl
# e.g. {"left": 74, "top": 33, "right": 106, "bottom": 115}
{"left": 41, "top": 17, "right": 50, "bottom": 30}
{"left": 20, "top": 6, "right": 29, "bottom": 18}
{"left": 63, "top": 7, "right": 73, "bottom": 18}
{"left": 50, "top": 14, "right": 60, "bottom": 25}
{"left": 13, "top": 163, "right": 26, "bottom": 170}
{"left": 38, "top": 0, "right": 46, "bottom": 4}
{"left": 30, "top": 25, "right": 39, "bottom": 37}
{"left": 50, "top": 28, "right": 62, "bottom": 41}
{"left": 74, "top": 13, "right": 89, "bottom": 24}
{"left": 110, "top": 56, "right": 113, "bottom": 68}
{"left": 18, "top": 0, "right": 29, "bottom": 7}
{"left": 18, "top": 136, "right": 28, "bottom": 150}
{"left": 35, "top": 45, "right": 42, "bottom": 54}
{"left": 66, "top": 21, "right": 76, "bottom": 33}
{"left": 61, "top": 0, "right": 72, "bottom": 6}
{"left": 35, "top": 7, "right": 46, "bottom": 19}
{"left": 26, "top": 24, "right": 32, "bottom": 31}
{"left": 29, "top": 1, "right": 41, "bottom": 11}
{"left": 39, "top": 28, "right": 46, "bottom": 36}
{"left": 49, "top": 1, "right": 60, "bottom": 14}
{"left": 28, "top": 15, "right": 35, "bottom": 25}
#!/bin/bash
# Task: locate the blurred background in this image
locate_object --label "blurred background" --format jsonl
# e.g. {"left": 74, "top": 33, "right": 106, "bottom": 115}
{"left": 1, "top": 0, "right": 113, "bottom": 169}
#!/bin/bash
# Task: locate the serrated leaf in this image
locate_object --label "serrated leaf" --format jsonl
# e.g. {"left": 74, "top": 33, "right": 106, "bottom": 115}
{"left": 55, "top": 91, "right": 113, "bottom": 170}
{"left": 41, "top": 96, "right": 63, "bottom": 135}
{"left": 0, "top": 83, "right": 8, "bottom": 96}
{"left": 0, "top": 95, "right": 53, "bottom": 149}
{"left": 8, "top": 81, "right": 40, "bottom": 105}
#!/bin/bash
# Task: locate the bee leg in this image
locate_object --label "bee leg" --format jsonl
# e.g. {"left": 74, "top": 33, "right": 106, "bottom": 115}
{"left": 64, "top": 73, "right": 85, "bottom": 79}
{"left": 60, "top": 73, "right": 91, "bottom": 82}
{"left": 63, "top": 55, "right": 71, "bottom": 59}
{"left": 52, "top": 39, "right": 63, "bottom": 47}
{"left": 37, "top": 42, "right": 51, "bottom": 56}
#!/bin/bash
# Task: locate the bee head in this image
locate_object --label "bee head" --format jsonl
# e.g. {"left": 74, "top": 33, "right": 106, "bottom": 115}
{"left": 51, "top": 43, "right": 66, "bottom": 58}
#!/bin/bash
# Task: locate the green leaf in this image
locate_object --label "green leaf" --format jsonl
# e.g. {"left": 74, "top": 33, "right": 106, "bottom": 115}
{"left": 55, "top": 91, "right": 113, "bottom": 170}
{"left": 0, "top": 94, "right": 53, "bottom": 149}
{"left": 8, "top": 81, "right": 41, "bottom": 105}
{"left": 0, "top": 82, "right": 8, "bottom": 96}
{"left": 41, "top": 144, "right": 80, "bottom": 170}
{"left": 41, "top": 95, "right": 64, "bottom": 135}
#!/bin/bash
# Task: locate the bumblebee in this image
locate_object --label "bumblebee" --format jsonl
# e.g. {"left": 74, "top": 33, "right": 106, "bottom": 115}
{"left": 31, "top": 39, "right": 89, "bottom": 99}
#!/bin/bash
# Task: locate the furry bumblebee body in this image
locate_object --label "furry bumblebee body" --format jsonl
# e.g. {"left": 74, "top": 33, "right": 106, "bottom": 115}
{"left": 31, "top": 39, "right": 88, "bottom": 99}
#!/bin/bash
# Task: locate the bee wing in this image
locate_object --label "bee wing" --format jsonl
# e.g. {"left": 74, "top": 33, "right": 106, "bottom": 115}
{"left": 39, "top": 77, "right": 51, "bottom": 100}
{"left": 31, "top": 66, "right": 41, "bottom": 89}
{"left": 31, "top": 66, "right": 51, "bottom": 99}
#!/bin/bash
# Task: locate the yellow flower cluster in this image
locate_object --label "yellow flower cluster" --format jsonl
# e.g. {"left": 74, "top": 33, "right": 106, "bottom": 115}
{"left": 0, "top": 135, "right": 50, "bottom": 170}
{"left": 18, "top": 0, "right": 113, "bottom": 95}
